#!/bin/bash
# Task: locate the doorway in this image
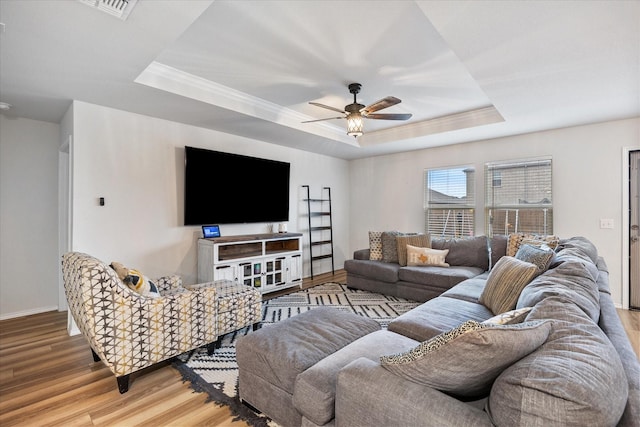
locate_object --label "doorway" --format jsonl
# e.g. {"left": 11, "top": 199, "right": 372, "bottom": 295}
{"left": 630, "top": 150, "right": 639, "bottom": 310}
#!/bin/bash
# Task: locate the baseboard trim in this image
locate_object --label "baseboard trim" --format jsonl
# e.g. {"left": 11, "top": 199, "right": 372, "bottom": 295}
{"left": 0, "top": 306, "right": 59, "bottom": 321}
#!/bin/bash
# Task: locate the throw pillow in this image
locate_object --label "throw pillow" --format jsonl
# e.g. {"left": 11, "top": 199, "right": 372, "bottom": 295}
{"left": 110, "top": 261, "right": 161, "bottom": 298}
{"left": 479, "top": 256, "right": 539, "bottom": 315}
{"left": 406, "top": 245, "right": 449, "bottom": 267}
{"left": 515, "top": 243, "right": 554, "bottom": 274}
{"left": 381, "top": 231, "right": 402, "bottom": 263}
{"left": 380, "top": 319, "right": 552, "bottom": 397}
{"left": 482, "top": 307, "right": 533, "bottom": 325}
{"left": 506, "top": 233, "right": 560, "bottom": 256}
{"left": 397, "top": 234, "right": 431, "bottom": 266}
{"left": 369, "top": 231, "right": 383, "bottom": 261}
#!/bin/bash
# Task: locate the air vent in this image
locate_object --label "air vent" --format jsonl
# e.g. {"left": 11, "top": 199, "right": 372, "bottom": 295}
{"left": 78, "top": 0, "right": 138, "bottom": 21}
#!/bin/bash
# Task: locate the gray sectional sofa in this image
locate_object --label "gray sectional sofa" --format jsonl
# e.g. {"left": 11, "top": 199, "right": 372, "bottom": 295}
{"left": 237, "top": 236, "right": 639, "bottom": 427}
{"left": 345, "top": 235, "right": 506, "bottom": 302}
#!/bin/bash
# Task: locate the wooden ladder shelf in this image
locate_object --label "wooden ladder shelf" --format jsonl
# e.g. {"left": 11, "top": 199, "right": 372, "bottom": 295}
{"left": 303, "top": 185, "right": 335, "bottom": 279}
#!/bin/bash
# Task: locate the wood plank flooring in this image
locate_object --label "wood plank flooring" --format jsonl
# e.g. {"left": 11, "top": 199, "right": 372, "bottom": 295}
{"left": 1, "top": 269, "right": 638, "bottom": 427}
{"left": 0, "top": 270, "right": 345, "bottom": 427}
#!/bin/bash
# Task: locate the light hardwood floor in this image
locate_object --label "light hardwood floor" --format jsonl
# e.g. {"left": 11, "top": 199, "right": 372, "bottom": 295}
{"left": 0, "top": 270, "right": 345, "bottom": 427}
{"left": 1, "top": 269, "right": 638, "bottom": 427}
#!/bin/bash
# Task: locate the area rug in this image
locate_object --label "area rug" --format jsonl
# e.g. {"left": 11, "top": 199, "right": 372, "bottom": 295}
{"left": 172, "top": 282, "right": 420, "bottom": 426}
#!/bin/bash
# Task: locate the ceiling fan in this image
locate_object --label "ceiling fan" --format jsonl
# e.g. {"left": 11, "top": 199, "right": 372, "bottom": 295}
{"left": 303, "top": 83, "right": 412, "bottom": 137}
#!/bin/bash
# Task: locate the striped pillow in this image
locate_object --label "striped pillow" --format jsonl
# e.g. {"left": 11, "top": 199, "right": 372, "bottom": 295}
{"left": 479, "top": 256, "right": 539, "bottom": 315}
{"left": 396, "top": 233, "right": 431, "bottom": 266}
{"left": 506, "top": 233, "right": 559, "bottom": 256}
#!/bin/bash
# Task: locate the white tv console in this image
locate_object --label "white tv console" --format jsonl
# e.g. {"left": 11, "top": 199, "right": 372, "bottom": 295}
{"left": 197, "top": 233, "right": 303, "bottom": 294}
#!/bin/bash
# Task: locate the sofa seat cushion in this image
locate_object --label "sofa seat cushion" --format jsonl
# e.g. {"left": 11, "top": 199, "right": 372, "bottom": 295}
{"left": 398, "top": 265, "right": 484, "bottom": 291}
{"left": 489, "top": 296, "right": 628, "bottom": 427}
{"left": 293, "top": 330, "right": 418, "bottom": 426}
{"left": 388, "top": 297, "right": 493, "bottom": 342}
{"left": 236, "top": 307, "right": 381, "bottom": 394}
{"left": 441, "top": 274, "right": 488, "bottom": 303}
{"left": 344, "top": 259, "right": 400, "bottom": 283}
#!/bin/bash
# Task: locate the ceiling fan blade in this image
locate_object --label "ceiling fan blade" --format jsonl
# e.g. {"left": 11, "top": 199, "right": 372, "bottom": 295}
{"left": 301, "top": 116, "right": 345, "bottom": 123}
{"left": 361, "top": 96, "right": 401, "bottom": 114}
{"left": 365, "top": 113, "right": 413, "bottom": 120}
{"left": 309, "top": 102, "right": 346, "bottom": 114}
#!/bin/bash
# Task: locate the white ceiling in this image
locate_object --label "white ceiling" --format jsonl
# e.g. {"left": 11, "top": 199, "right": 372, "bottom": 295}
{"left": 1, "top": 0, "right": 638, "bottom": 160}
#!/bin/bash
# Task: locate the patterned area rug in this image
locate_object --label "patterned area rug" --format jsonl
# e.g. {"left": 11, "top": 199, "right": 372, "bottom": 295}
{"left": 172, "top": 282, "right": 420, "bottom": 426}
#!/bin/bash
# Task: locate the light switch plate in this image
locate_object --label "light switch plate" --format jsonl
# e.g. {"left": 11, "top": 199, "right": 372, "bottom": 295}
{"left": 600, "top": 218, "right": 614, "bottom": 229}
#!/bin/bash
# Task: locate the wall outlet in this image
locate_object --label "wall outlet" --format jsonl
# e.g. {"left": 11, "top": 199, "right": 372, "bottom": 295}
{"left": 599, "top": 218, "right": 614, "bottom": 229}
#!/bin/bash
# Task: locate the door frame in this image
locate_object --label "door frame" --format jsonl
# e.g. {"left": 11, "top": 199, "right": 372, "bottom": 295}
{"left": 622, "top": 146, "right": 639, "bottom": 309}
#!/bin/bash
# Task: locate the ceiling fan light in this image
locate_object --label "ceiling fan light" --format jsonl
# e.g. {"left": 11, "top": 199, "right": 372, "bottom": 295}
{"left": 347, "top": 113, "right": 364, "bottom": 137}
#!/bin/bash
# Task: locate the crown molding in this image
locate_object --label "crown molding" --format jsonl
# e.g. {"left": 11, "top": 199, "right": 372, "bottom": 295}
{"left": 135, "top": 61, "right": 357, "bottom": 146}
{"left": 358, "top": 106, "right": 504, "bottom": 147}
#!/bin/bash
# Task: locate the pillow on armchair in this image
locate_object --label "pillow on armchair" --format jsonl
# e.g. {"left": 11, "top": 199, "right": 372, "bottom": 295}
{"left": 110, "top": 262, "right": 160, "bottom": 298}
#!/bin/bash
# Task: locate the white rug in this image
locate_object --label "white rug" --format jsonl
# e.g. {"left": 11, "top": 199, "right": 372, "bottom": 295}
{"left": 173, "top": 282, "right": 420, "bottom": 426}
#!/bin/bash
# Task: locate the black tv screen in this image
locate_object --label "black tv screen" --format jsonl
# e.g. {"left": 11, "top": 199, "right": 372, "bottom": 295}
{"left": 184, "top": 146, "right": 290, "bottom": 225}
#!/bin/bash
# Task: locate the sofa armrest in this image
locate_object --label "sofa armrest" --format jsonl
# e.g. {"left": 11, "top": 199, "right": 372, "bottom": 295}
{"left": 93, "top": 285, "right": 218, "bottom": 376}
{"left": 335, "top": 358, "right": 492, "bottom": 427}
{"left": 155, "top": 275, "right": 183, "bottom": 292}
{"left": 353, "top": 249, "right": 370, "bottom": 260}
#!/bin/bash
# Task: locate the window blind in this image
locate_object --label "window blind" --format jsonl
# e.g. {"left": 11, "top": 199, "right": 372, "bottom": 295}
{"left": 485, "top": 158, "right": 553, "bottom": 236}
{"left": 425, "top": 166, "right": 475, "bottom": 238}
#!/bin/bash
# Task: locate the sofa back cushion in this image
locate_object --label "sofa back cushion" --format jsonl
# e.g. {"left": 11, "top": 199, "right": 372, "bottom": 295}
{"left": 488, "top": 296, "right": 628, "bottom": 427}
{"left": 431, "top": 236, "right": 490, "bottom": 270}
{"left": 554, "top": 236, "right": 599, "bottom": 264}
{"left": 517, "top": 259, "right": 600, "bottom": 323}
{"left": 489, "top": 235, "right": 508, "bottom": 269}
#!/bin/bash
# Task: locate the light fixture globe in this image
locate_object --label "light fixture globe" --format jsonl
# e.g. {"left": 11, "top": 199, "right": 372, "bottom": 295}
{"left": 346, "top": 112, "right": 363, "bottom": 137}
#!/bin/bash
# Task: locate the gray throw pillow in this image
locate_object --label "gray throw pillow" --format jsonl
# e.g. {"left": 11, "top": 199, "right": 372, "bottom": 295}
{"left": 380, "top": 319, "right": 552, "bottom": 397}
{"left": 515, "top": 244, "right": 554, "bottom": 274}
{"left": 381, "top": 231, "right": 402, "bottom": 263}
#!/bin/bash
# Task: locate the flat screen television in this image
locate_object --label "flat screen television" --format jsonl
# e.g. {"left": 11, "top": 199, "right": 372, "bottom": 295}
{"left": 184, "top": 146, "right": 290, "bottom": 225}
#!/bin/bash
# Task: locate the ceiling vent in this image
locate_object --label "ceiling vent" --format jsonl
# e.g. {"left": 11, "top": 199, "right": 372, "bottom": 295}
{"left": 78, "top": 0, "right": 138, "bottom": 20}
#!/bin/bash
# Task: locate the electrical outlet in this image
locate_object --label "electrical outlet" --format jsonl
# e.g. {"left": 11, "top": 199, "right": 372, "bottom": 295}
{"left": 599, "top": 218, "right": 614, "bottom": 229}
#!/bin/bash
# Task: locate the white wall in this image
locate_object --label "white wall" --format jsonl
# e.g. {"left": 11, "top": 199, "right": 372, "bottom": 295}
{"left": 349, "top": 117, "right": 640, "bottom": 307}
{"left": 71, "top": 101, "right": 349, "bottom": 284}
{"left": 0, "top": 115, "right": 60, "bottom": 319}
{"left": 2, "top": 105, "right": 636, "bottom": 319}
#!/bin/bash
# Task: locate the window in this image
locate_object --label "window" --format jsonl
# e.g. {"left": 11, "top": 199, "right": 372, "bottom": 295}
{"left": 492, "top": 170, "right": 502, "bottom": 187}
{"left": 485, "top": 158, "right": 553, "bottom": 236}
{"left": 425, "top": 166, "right": 475, "bottom": 238}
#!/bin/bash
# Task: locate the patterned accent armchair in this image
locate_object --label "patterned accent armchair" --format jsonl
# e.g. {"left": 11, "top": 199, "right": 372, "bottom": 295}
{"left": 62, "top": 252, "right": 219, "bottom": 393}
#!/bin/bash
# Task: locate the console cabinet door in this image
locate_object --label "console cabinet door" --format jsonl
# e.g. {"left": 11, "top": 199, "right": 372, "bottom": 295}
{"left": 288, "top": 254, "right": 303, "bottom": 283}
{"left": 213, "top": 264, "right": 236, "bottom": 282}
